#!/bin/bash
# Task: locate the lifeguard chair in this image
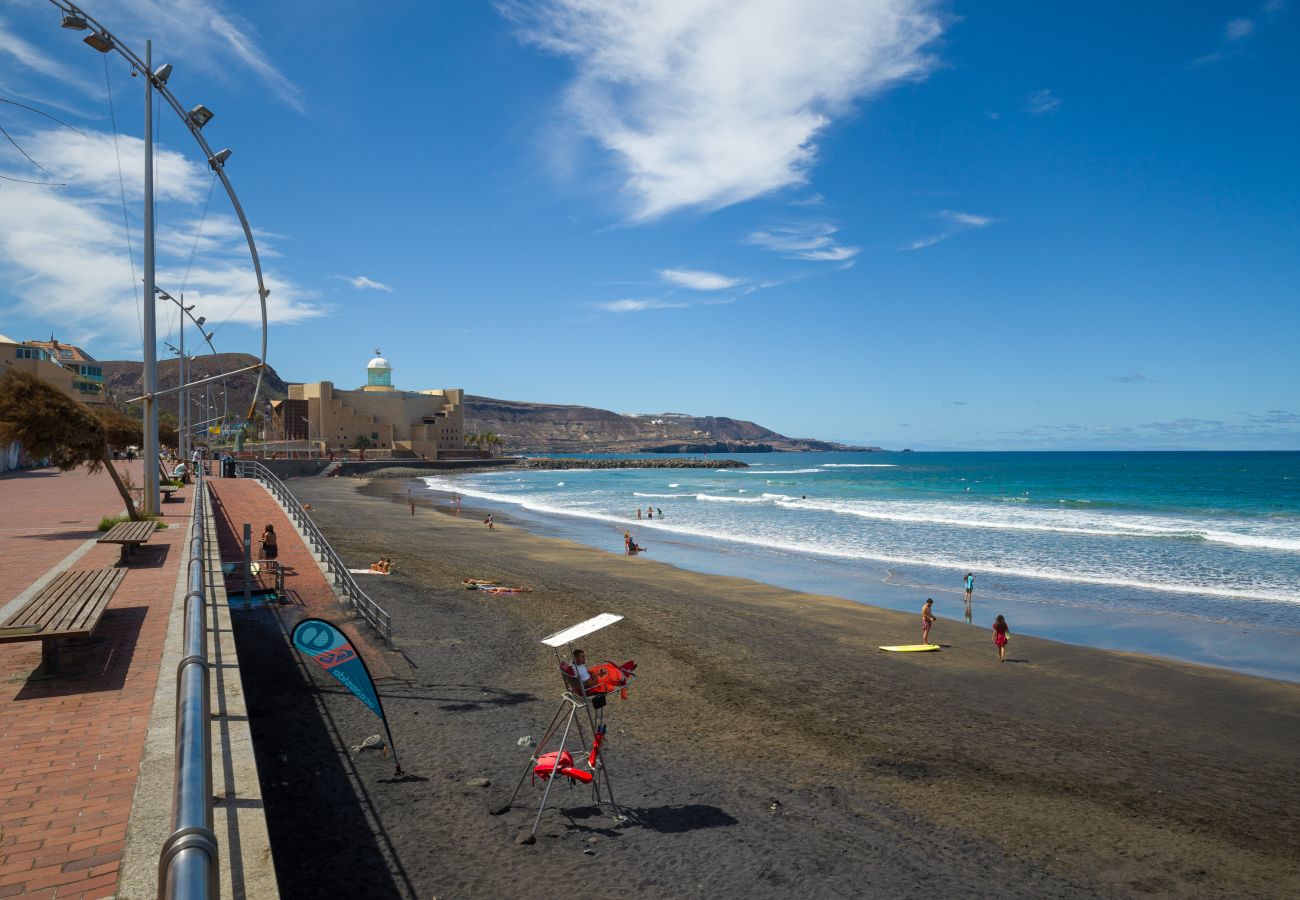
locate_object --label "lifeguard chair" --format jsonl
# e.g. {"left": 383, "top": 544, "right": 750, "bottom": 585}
{"left": 492, "top": 613, "right": 635, "bottom": 842}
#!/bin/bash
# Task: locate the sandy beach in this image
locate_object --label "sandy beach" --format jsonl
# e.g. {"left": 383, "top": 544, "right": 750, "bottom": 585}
{"left": 229, "top": 475, "right": 1300, "bottom": 899}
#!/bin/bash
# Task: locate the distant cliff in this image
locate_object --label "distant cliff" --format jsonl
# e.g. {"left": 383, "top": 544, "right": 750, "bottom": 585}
{"left": 92, "top": 361, "right": 875, "bottom": 452}
{"left": 464, "top": 395, "right": 878, "bottom": 454}
{"left": 98, "top": 354, "right": 288, "bottom": 421}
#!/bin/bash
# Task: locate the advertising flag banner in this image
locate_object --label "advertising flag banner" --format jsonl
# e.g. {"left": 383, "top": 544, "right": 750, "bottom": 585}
{"left": 290, "top": 617, "right": 401, "bottom": 774}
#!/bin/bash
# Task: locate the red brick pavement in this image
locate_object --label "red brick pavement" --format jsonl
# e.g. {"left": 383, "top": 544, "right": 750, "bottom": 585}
{"left": 0, "top": 462, "right": 148, "bottom": 600}
{"left": 207, "top": 478, "right": 391, "bottom": 678}
{"left": 0, "top": 465, "right": 192, "bottom": 899}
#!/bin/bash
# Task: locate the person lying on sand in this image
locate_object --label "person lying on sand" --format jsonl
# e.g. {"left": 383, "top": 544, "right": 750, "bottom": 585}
{"left": 369, "top": 557, "right": 391, "bottom": 574}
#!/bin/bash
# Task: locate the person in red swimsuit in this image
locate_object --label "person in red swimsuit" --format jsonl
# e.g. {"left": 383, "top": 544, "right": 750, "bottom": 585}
{"left": 992, "top": 614, "right": 1010, "bottom": 662}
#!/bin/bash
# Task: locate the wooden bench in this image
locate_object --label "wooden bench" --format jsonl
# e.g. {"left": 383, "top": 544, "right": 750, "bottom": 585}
{"left": 97, "top": 520, "right": 157, "bottom": 563}
{"left": 160, "top": 484, "right": 181, "bottom": 502}
{"left": 0, "top": 568, "right": 125, "bottom": 674}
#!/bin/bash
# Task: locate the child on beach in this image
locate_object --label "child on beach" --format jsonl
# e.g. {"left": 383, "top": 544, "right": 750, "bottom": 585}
{"left": 993, "top": 615, "right": 1010, "bottom": 662}
{"left": 922, "top": 598, "right": 936, "bottom": 645}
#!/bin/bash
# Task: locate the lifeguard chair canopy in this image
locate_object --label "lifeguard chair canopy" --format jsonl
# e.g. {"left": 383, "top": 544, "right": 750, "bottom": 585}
{"left": 541, "top": 613, "right": 623, "bottom": 648}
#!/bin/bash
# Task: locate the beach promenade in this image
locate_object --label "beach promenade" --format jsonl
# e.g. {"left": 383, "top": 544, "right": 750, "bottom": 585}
{"left": 0, "top": 463, "right": 185, "bottom": 898}
{"left": 0, "top": 464, "right": 287, "bottom": 899}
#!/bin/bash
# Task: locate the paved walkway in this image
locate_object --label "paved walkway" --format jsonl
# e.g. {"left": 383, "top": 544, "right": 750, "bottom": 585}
{"left": 0, "top": 465, "right": 190, "bottom": 900}
{"left": 207, "top": 478, "right": 391, "bottom": 678}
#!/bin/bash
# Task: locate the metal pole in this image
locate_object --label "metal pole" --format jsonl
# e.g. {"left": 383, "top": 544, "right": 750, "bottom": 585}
{"left": 179, "top": 319, "right": 186, "bottom": 462}
{"left": 242, "top": 523, "right": 252, "bottom": 608}
{"left": 142, "top": 39, "right": 159, "bottom": 515}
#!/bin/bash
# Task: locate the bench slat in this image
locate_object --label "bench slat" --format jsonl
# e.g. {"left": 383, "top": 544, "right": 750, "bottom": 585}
{"left": 99, "top": 520, "right": 156, "bottom": 545}
{"left": 17, "top": 570, "right": 91, "bottom": 626}
{"left": 0, "top": 569, "right": 125, "bottom": 642}
{"left": 18, "top": 571, "right": 99, "bottom": 629}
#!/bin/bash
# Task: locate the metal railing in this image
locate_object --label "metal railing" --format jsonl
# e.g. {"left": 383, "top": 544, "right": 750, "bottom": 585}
{"left": 158, "top": 467, "right": 218, "bottom": 898}
{"left": 234, "top": 460, "right": 393, "bottom": 644}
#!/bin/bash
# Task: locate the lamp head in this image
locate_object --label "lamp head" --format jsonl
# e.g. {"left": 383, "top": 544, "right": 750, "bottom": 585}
{"left": 60, "top": 14, "right": 89, "bottom": 30}
{"left": 209, "top": 148, "right": 232, "bottom": 169}
{"left": 187, "top": 105, "right": 214, "bottom": 128}
{"left": 153, "top": 63, "right": 173, "bottom": 85}
{"left": 83, "top": 31, "right": 113, "bottom": 52}
{"left": 195, "top": 316, "right": 206, "bottom": 327}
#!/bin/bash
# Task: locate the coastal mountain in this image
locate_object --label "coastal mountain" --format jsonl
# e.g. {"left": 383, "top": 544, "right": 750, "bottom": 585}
{"left": 463, "top": 395, "right": 875, "bottom": 453}
{"left": 98, "top": 353, "right": 289, "bottom": 422}
{"left": 93, "top": 359, "right": 871, "bottom": 452}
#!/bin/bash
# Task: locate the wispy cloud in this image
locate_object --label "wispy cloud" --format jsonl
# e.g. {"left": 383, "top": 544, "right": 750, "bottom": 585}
{"left": 12, "top": 1, "right": 305, "bottom": 112}
{"left": 745, "top": 221, "right": 860, "bottom": 263}
{"left": 1024, "top": 88, "right": 1061, "bottom": 115}
{"left": 0, "top": 125, "right": 321, "bottom": 347}
{"left": 900, "top": 209, "right": 998, "bottom": 252}
{"left": 658, "top": 268, "right": 742, "bottom": 291}
{"left": 1225, "top": 17, "right": 1256, "bottom": 40}
{"left": 335, "top": 275, "right": 394, "bottom": 293}
{"left": 503, "top": 0, "right": 944, "bottom": 220}
{"left": 596, "top": 298, "right": 691, "bottom": 313}
{"left": 1192, "top": 4, "right": 1284, "bottom": 68}
{"left": 1110, "top": 373, "right": 1150, "bottom": 383}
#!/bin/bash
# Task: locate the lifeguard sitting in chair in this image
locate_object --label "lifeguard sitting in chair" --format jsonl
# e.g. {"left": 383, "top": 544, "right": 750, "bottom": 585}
{"left": 560, "top": 648, "right": 636, "bottom": 703}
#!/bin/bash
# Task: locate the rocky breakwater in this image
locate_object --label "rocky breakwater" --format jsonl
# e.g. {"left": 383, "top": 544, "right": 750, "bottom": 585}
{"left": 520, "top": 457, "right": 747, "bottom": 470}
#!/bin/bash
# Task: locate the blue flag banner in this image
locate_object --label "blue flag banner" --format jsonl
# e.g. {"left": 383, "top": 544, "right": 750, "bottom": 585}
{"left": 290, "top": 617, "right": 402, "bottom": 773}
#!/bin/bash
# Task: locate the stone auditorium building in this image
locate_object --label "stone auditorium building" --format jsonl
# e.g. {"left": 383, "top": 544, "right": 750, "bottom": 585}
{"left": 272, "top": 350, "right": 468, "bottom": 459}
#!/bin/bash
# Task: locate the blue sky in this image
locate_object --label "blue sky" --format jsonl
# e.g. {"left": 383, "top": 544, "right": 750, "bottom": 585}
{"left": 1, "top": 0, "right": 1297, "bottom": 449}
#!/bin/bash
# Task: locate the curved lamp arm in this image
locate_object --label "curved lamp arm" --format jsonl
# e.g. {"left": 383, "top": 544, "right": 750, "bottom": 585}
{"left": 48, "top": 0, "right": 269, "bottom": 428}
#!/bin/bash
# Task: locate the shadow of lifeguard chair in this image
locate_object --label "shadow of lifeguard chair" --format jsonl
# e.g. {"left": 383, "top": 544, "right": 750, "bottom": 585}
{"left": 492, "top": 613, "right": 636, "bottom": 843}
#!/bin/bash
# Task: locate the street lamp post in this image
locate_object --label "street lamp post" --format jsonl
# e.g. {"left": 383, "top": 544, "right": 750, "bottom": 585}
{"left": 49, "top": 0, "right": 272, "bottom": 485}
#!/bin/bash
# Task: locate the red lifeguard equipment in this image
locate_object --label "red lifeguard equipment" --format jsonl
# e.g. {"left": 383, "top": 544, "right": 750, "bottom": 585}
{"left": 491, "top": 614, "right": 635, "bottom": 842}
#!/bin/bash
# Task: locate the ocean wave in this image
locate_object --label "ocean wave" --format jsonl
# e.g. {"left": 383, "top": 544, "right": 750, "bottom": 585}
{"left": 768, "top": 496, "right": 1300, "bottom": 552}
{"left": 420, "top": 476, "right": 1298, "bottom": 603}
{"left": 744, "top": 468, "right": 824, "bottom": 475}
{"left": 819, "top": 463, "right": 898, "bottom": 468}
{"left": 633, "top": 492, "right": 694, "bottom": 498}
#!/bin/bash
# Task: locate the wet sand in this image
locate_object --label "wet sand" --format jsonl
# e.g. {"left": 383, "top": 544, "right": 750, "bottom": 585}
{"left": 236, "top": 475, "right": 1300, "bottom": 899}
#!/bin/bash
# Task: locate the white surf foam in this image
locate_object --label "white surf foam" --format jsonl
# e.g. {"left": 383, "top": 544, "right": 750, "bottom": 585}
{"left": 820, "top": 463, "right": 898, "bottom": 468}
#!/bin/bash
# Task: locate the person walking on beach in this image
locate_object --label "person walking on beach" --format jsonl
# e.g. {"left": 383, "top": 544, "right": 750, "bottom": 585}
{"left": 992, "top": 614, "right": 1010, "bottom": 662}
{"left": 485, "top": 514, "right": 494, "bottom": 531}
{"left": 922, "top": 598, "right": 936, "bottom": 645}
{"left": 657, "top": 507, "right": 663, "bottom": 519}
{"left": 259, "top": 524, "right": 278, "bottom": 560}
{"left": 647, "top": 507, "right": 654, "bottom": 519}
{"left": 964, "top": 572, "right": 975, "bottom": 623}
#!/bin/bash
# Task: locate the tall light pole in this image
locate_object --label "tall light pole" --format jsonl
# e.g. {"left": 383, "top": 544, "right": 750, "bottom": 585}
{"left": 50, "top": 0, "right": 271, "bottom": 459}
{"left": 141, "top": 39, "right": 158, "bottom": 513}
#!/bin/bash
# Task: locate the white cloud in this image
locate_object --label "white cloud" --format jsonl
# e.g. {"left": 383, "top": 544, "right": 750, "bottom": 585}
{"left": 336, "top": 275, "right": 394, "bottom": 293}
{"left": 0, "top": 125, "right": 321, "bottom": 348}
{"left": 658, "top": 268, "right": 741, "bottom": 290}
{"left": 596, "top": 298, "right": 690, "bottom": 313}
{"left": 939, "top": 210, "right": 994, "bottom": 227}
{"left": 1225, "top": 18, "right": 1256, "bottom": 40}
{"left": 744, "top": 221, "right": 861, "bottom": 262}
{"left": 3, "top": 1, "right": 303, "bottom": 113}
{"left": 1024, "top": 88, "right": 1061, "bottom": 114}
{"left": 505, "top": 0, "right": 943, "bottom": 220}
{"left": 900, "top": 209, "right": 997, "bottom": 252}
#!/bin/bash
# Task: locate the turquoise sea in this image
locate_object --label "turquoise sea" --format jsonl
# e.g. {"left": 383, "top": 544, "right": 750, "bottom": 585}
{"left": 423, "top": 452, "right": 1300, "bottom": 681}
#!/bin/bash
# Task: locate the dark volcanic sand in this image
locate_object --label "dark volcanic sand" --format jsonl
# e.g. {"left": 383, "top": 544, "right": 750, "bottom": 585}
{"left": 224, "top": 477, "right": 1300, "bottom": 899}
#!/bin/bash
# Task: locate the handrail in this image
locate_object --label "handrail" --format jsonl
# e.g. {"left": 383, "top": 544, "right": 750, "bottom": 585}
{"left": 159, "top": 466, "right": 218, "bottom": 898}
{"left": 234, "top": 460, "right": 393, "bottom": 644}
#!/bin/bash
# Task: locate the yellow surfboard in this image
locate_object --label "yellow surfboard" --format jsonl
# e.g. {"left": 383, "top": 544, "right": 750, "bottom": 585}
{"left": 878, "top": 644, "right": 939, "bottom": 652}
